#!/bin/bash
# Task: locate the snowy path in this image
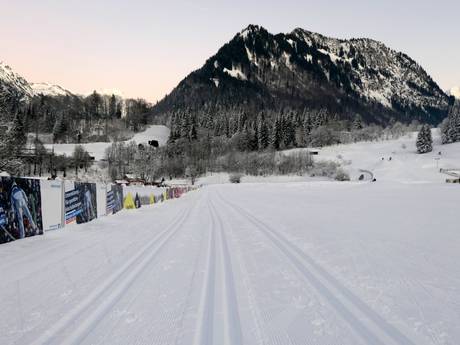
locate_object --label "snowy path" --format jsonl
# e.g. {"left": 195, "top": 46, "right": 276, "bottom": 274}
{"left": 1, "top": 183, "right": 459, "bottom": 344}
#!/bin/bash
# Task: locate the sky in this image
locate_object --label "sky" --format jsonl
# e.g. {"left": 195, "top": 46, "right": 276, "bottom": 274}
{"left": 1, "top": 0, "right": 459, "bottom": 102}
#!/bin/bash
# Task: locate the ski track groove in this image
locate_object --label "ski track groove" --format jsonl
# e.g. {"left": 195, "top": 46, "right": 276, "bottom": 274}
{"left": 192, "top": 195, "right": 216, "bottom": 345}
{"left": 29, "top": 204, "right": 193, "bottom": 345}
{"left": 1, "top": 212, "right": 172, "bottom": 286}
{"left": 214, "top": 189, "right": 423, "bottom": 345}
{"left": 216, "top": 205, "right": 268, "bottom": 345}
{"left": 209, "top": 199, "right": 243, "bottom": 345}
{"left": 173, "top": 199, "right": 207, "bottom": 345}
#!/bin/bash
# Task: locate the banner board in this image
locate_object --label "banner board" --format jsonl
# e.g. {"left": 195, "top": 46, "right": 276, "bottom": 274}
{"left": 65, "top": 182, "right": 97, "bottom": 225}
{"left": 107, "top": 184, "right": 123, "bottom": 215}
{"left": 0, "top": 177, "right": 43, "bottom": 244}
{"left": 40, "top": 180, "right": 64, "bottom": 231}
{"left": 96, "top": 183, "right": 107, "bottom": 218}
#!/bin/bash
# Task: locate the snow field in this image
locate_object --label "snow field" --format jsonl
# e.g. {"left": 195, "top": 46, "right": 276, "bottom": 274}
{"left": 44, "top": 125, "right": 170, "bottom": 161}
{"left": 1, "top": 180, "right": 459, "bottom": 344}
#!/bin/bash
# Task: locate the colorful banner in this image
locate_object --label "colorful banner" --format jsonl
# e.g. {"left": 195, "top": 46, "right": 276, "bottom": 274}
{"left": 0, "top": 177, "right": 43, "bottom": 244}
{"left": 65, "top": 182, "right": 97, "bottom": 225}
{"left": 107, "top": 184, "right": 123, "bottom": 214}
{"left": 65, "top": 188, "right": 82, "bottom": 225}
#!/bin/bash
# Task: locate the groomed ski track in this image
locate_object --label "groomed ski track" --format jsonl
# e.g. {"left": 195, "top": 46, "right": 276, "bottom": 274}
{"left": 1, "top": 183, "right": 459, "bottom": 345}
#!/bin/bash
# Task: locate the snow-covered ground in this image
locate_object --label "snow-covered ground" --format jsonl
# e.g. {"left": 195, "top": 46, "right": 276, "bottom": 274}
{"left": 44, "top": 125, "right": 170, "bottom": 160}
{"left": 287, "top": 129, "right": 460, "bottom": 183}
{"left": 1, "top": 134, "right": 460, "bottom": 344}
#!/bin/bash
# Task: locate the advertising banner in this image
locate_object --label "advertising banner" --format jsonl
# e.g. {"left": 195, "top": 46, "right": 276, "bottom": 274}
{"left": 65, "top": 182, "right": 97, "bottom": 225}
{"left": 106, "top": 189, "right": 114, "bottom": 215}
{"left": 107, "top": 184, "right": 123, "bottom": 214}
{"left": 96, "top": 183, "right": 107, "bottom": 218}
{"left": 0, "top": 177, "right": 43, "bottom": 244}
{"left": 40, "top": 180, "right": 64, "bottom": 231}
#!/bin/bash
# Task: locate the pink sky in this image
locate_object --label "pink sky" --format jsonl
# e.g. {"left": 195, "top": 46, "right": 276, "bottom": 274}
{"left": 1, "top": 0, "right": 458, "bottom": 102}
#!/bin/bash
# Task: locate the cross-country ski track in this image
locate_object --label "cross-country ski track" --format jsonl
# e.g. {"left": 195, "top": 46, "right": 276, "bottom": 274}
{"left": 1, "top": 182, "right": 460, "bottom": 344}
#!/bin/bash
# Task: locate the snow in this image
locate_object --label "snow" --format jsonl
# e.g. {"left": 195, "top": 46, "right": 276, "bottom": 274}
{"left": 223, "top": 66, "right": 247, "bottom": 81}
{"left": 210, "top": 78, "right": 220, "bottom": 87}
{"left": 296, "top": 129, "right": 460, "bottom": 183}
{"left": 366, "top": 89, "right": 392, "bottom": 108}
{"left": 0, "top": 61, "right": 34, "bottom": 98}
{"left": 245, "top": 46, "right": 259, "bottom": 67}
{"left": 30, "top": 82, "right": 72, "bottom": 97}
{"left": 1, "top": 134, "right": 460, "bottom": 344}
{"left": 44, "top": 125, "right": 170, "bottom": 160}
{"left": 282, "top": 52, "right": 293, "bottom": 70}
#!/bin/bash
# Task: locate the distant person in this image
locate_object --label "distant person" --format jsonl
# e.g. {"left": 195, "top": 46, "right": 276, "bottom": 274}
{"left": 10, "top": 182, "right": 38, "bottom": 238}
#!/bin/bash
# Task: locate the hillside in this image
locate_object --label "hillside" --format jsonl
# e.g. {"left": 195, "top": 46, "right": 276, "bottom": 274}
{"left": 0, "top": 61, "right": 33, "bottom": 111}
{"left": 152, "top": 25, "right": 453, "bottom": 125}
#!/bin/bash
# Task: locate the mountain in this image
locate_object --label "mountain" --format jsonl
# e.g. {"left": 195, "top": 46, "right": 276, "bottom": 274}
{"left": 0, "top": 61, "right": 34, "bottom": 110}
{"left": 31, "top": 82, "right": 73, "bottom": 97}
{"left": 152, "top": 25, "right": 452, "bottom": 125}
{"left": 0, "top": 62, "right": 75, "bottom": 114}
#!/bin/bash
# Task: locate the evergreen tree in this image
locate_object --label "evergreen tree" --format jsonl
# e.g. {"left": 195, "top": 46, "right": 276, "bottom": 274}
{"left": 441, "top": 102, "right": 460, "bottom": 145}
{"left": 53, "top": 113, "right": 67, "bottom": 143}
{"left": 180, "top": 113, "right": 191, "bottom": 138}
{"left": 189, "top": 124, "right": 198, "bottom": 141}
{"left": 270, "top": 118, "right": 281, "bottom": 150}
{"left": 416, "top": 125, "right": 432, "bottom": 154}
{"left": 352, "top": 116, "right": 363, "bottom": 130}
{"left": 109, "top": 94, "right": 117, "bottom": 119}
{"left": 302, "top": 114, "right": 312, "bottom": 146}
{"left": 257, "top": 115, "right": 269, "bottom": 150}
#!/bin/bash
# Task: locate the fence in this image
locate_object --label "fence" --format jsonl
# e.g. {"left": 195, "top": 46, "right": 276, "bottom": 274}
{"left": 0, "top": 176, "right": 197, "bottom": 245}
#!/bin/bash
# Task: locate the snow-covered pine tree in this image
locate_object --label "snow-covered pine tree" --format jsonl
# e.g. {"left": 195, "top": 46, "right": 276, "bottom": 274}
{"left": 416, "top": 124, "right": 432, "bottom": 154}
{"left": 352, "top": 116, "right": 363, "bottom": 130}
{"left": 440, "top": 117, "right": 451, "bottom": 144}
{"left": 270, "top": 118, "right": 281, "bottom": 150}
{"left": 257, "top": 114, "right": 269, "bottom": 150}
{"left": 452, "top": 107, "right": 460, "bottom": 143}
{"left": 189, "top": 124, "right": 198, "bottom": 141}
{"left": 302, "top": 113, "right": 312, "bottom": 146}
{"left": 53, "top": 113, "right": 67, "bottom": 143}
{"left": 180, "top": 113, "right": 191, "bottom": 138}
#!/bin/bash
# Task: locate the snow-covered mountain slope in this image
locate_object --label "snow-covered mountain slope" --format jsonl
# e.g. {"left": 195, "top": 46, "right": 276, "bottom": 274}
{"left": 0, "top": 61, "right": 34, "bottom": 103}
{"left": 1, "top": 62, "right": 74, "bottom": 106}
{"left": 30, "top": 82, "right": 73, "bottom": 97}
{"left": 154, "top": 25, "right": 452, "bottom": 125}
{"left": 283, "top": 128, "right": 460, "bottom": 183}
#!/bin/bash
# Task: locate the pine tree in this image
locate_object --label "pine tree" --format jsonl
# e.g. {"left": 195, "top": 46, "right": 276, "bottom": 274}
{"left": 452, "top": 108, "right": 460, "bottom": 142}
{"left": 180, "top": 113, "right": 190, "bottom": 138}
{"left": 352, "top": 116, "right": 363, "bottom": 130}
{"left": 416, "top": 125, "right": 432, "bottom": 154}
{"left": 109, "top": 94, "right": 117, "bottom": 119}
{"left": 302, "top": 114, "right": 312, "bottom": 146}
{"left": 53, "top": 113, "right": 67, "bottom": 143}
{"left": 257, "top": 115, "right": 269, "bottom": 150}
{"left": 270, "top": 118, "right": 281, "bottom": 150}
{"left": 189, "top": 124, "right": 198, "bottom": 141}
